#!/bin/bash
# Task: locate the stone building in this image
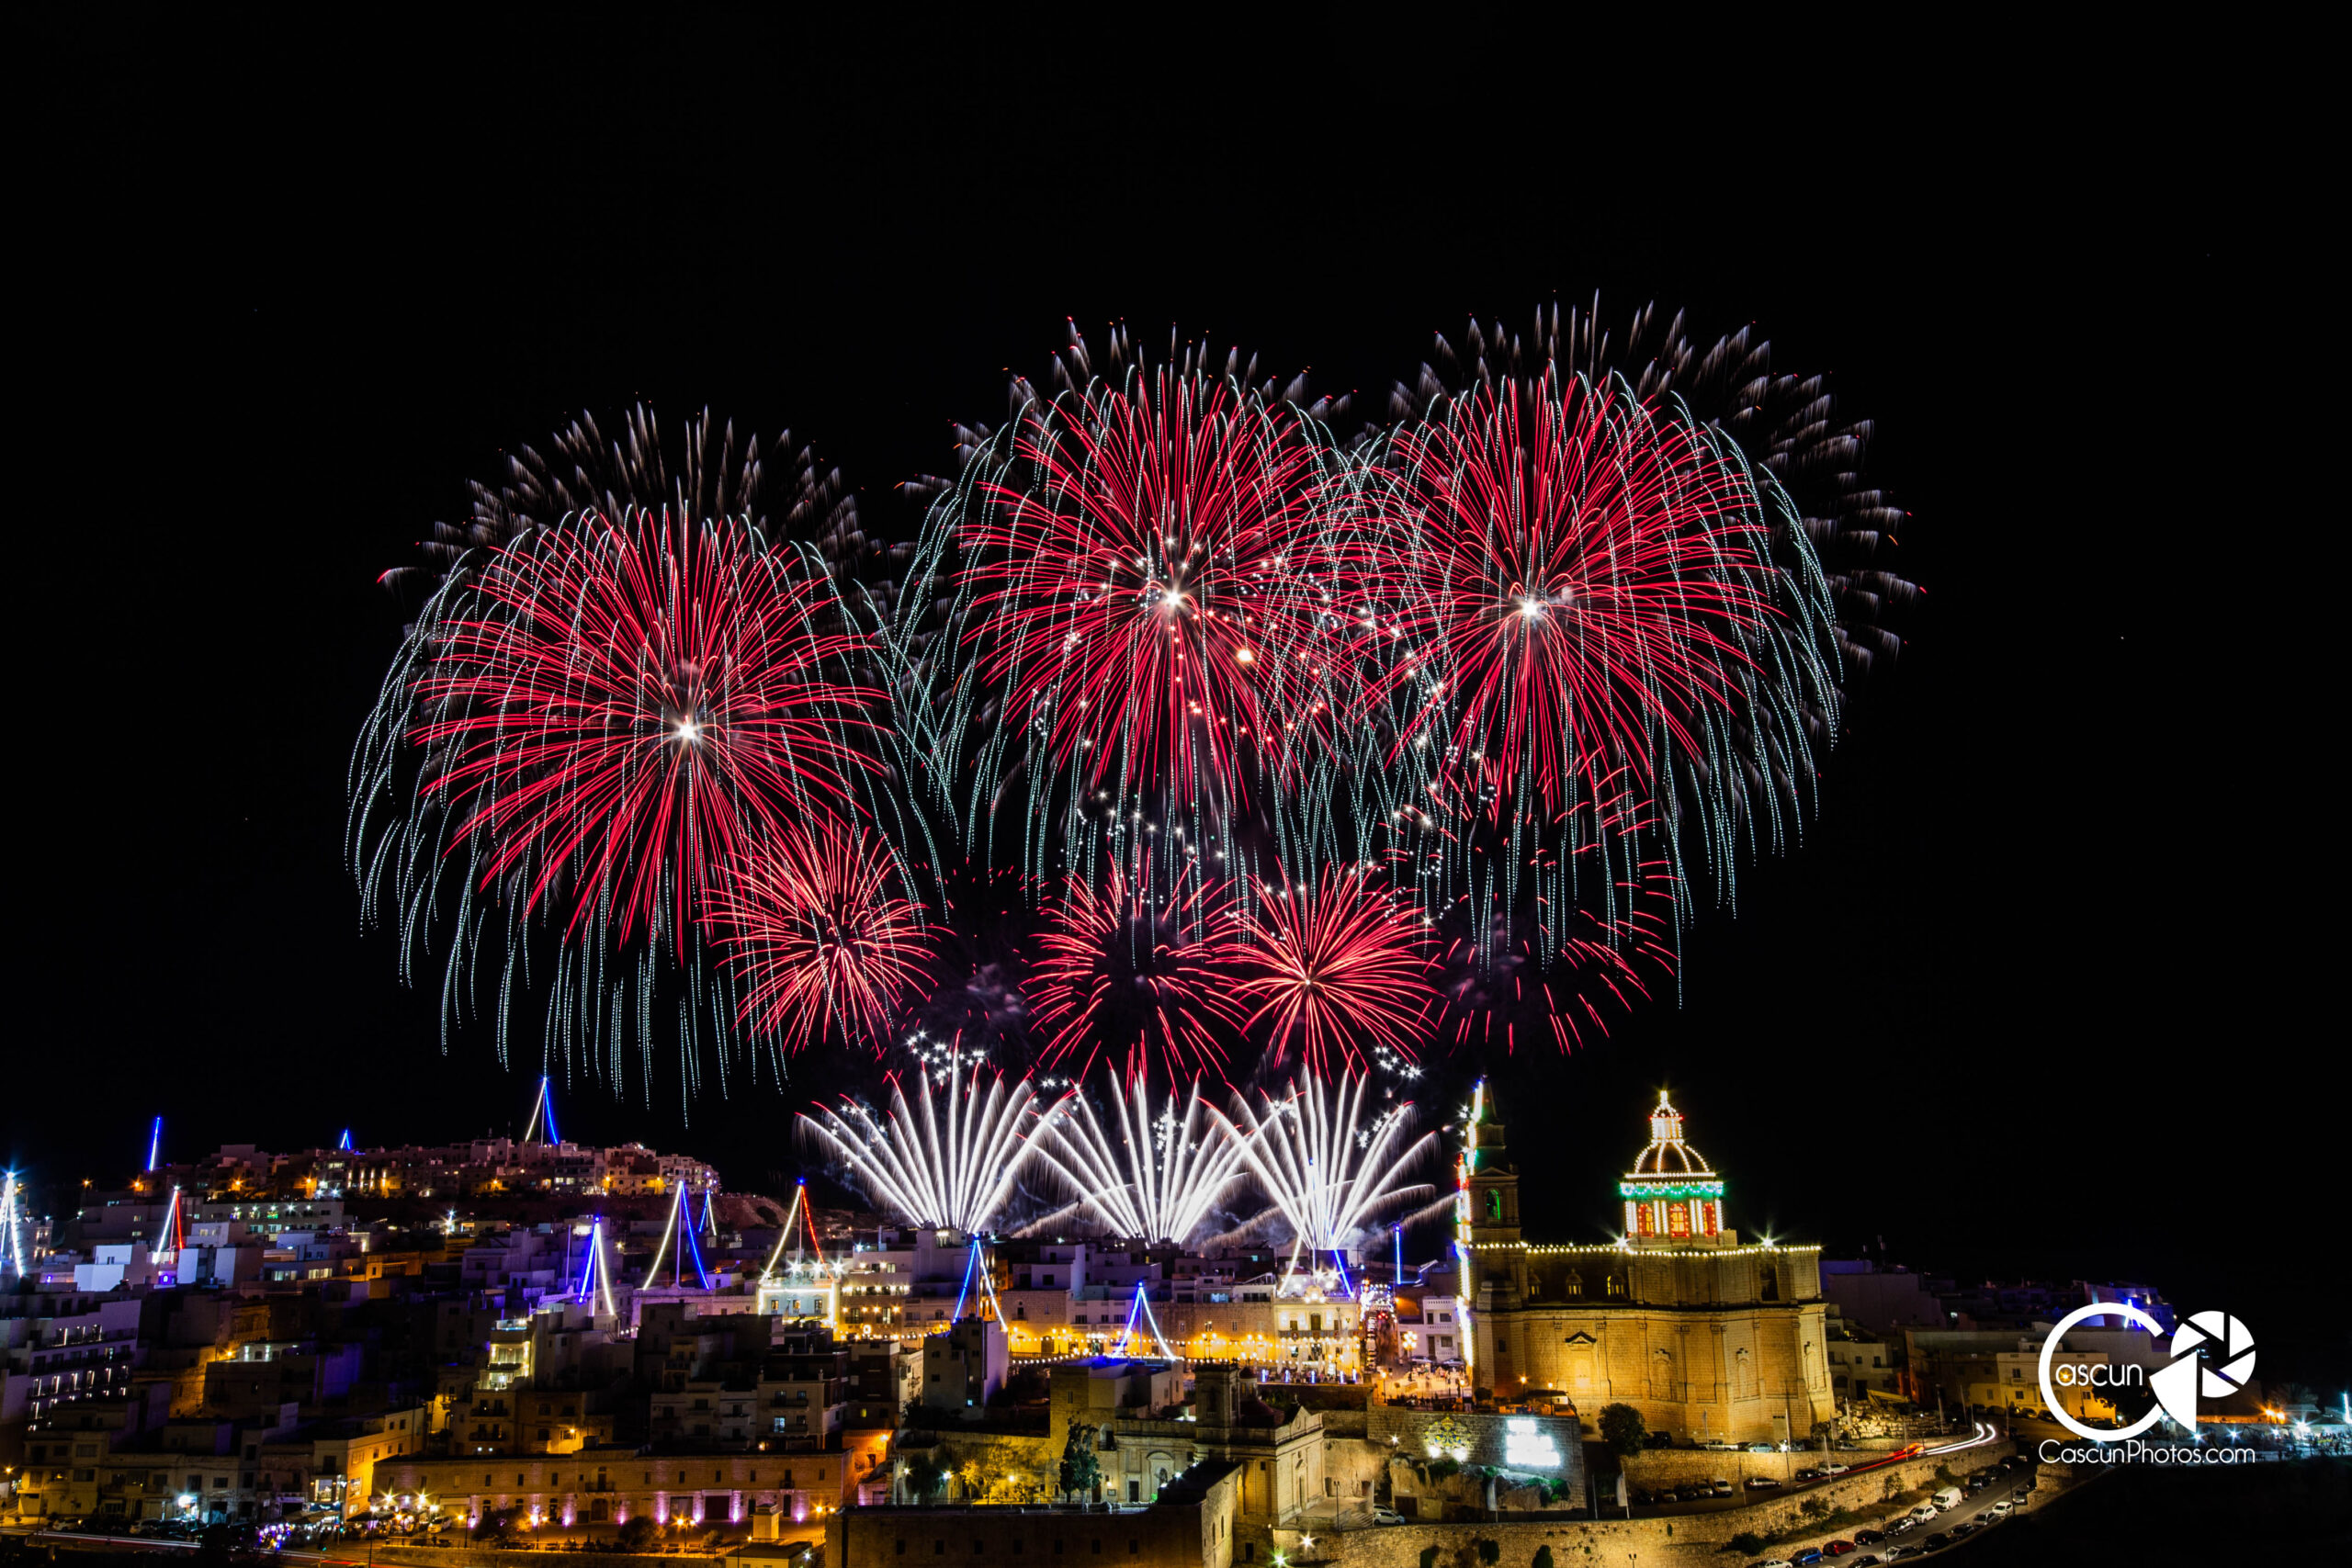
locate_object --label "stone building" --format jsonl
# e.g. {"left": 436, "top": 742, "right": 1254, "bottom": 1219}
{"left": 1456, "top": 1089, "right": 1836, "bottom": 1445}
{"left": 827, "top": 1457, "right": 1238, "bottom": 1568}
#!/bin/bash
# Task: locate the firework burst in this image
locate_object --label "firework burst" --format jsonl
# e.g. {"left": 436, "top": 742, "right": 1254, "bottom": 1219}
{"left": 703, "top": 818, "right": 931, "bottom": 1056}
{"left": 1368, "top": 370, "right": 1832, "bottom": 835}
{"left": 898, "top": 327, "right": 1355, "bottom": 886}
{"left": 1024, "top": 1072, "right": 1251, "bottom": 1246}
{"left": 1236, "top": 865, "right": 1436, "bottom": 1073}
{"left": 1229, "top": 1070, "right": 1443, "bottom": 1254}
{"left": 1027, "top": 860, "right": 1251, "bottom": 1080}
{"left": 1396, "top": 301, "right": 1916, "bottom": 682}
{"left": 797, "top": 1068, "right": 1039, "bottom": 1234}
{"left": 350, "top": 506, "right": 877, "bottom": 1092}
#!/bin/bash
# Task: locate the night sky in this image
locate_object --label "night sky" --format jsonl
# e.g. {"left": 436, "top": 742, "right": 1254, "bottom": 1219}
{"left": 19, "top": 24, "right": 2332, "bottom": 1389}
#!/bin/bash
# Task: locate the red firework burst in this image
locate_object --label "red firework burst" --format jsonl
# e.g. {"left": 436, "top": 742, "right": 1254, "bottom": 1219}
{"left": 412, "top": 508, "right": 875, "bottom": 953}
{"left": 1371, "top": 373, "right": 1789, "bottom": 825}
{"left": 1236, "top": 867, "right": 1436, "bottom": 1072}
{"left": 1027, "top": 861, "right": 1250, "bottom": 1079}
{"left": 961, "top": 363, "right": 1338, "bottom": 804}
{"left": 1441, "top": 856, "right": 1681, "bottom": 1053}
{"left": 703, "top": 819, "right": 930, "bottom": 1055}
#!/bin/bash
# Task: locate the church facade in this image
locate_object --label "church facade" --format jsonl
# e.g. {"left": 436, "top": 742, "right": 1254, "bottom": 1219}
{"left": 1456, "top": 1089, "right": 1837, "bottom": 1445}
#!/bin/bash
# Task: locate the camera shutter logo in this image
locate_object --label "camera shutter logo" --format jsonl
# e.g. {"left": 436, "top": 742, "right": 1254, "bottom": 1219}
{"left": 2037, "top": 1303, "right": 2254, "bottom": 1442}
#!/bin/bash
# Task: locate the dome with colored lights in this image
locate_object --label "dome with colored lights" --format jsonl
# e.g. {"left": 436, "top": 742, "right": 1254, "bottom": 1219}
{"left": 1619, "top": 1091, "right": 1726, "bottom": 1243}
{"left": 1630, "top": 1094, "right": 1714, "bottom": 1176}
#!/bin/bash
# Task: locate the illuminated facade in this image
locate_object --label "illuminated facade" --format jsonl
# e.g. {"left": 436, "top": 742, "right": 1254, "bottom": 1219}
{"left": 1456, "top": 1087, "right": 1836, "bottom": 1445}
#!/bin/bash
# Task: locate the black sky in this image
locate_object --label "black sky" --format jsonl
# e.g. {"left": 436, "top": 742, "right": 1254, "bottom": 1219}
{"left": 16, "top": 21, "right": 2335, "bottom": 1389}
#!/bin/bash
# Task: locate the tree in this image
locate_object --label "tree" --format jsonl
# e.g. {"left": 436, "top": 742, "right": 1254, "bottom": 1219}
{"left": 616, "top": 1515, "right": 659, "bottom": 1552}
{"left": 1475, "top": 1540, "right": 1500, "bottom": 1565}
{"left": 1597, "top": 1403, "right": 1647, "bottom": 1460}
{"left": 1531, "top": 1548, "right": 1555, "bottom": 1568}
{"left": 1057, "top": 1423, "right": 1102, "bottom": 1502}
{"left": 904, "top": 1453, "right": 947, "bottom": 1504}
{"left": 472, "top": 1506, "right": 523, "bottom": 1545}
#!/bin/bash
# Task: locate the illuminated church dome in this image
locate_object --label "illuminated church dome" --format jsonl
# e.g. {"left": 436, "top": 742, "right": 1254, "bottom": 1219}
{"left": 1620, "top": 1092, "right": 1725, "bottom": 1243}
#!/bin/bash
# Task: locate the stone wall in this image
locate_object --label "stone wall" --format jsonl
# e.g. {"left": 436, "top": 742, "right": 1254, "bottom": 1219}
{"left": 1618, "top": 1443, "right": 1926, "bottom": 1487}
{"left": 1295, "top": 1439, "right": 2011, "bottom": 1568}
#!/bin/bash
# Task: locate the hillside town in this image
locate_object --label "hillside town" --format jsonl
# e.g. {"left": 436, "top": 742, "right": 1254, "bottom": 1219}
{"left": 3, "top": 1089, "right": 2333, "bottom": 1567}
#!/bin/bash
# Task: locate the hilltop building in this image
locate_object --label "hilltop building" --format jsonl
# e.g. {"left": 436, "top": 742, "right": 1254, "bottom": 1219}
{"left": 1454, "top": 1089, "right": 1837, "bottom": 1445}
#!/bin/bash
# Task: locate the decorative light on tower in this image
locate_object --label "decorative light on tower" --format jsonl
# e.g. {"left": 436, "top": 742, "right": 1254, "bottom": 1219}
{"left": 757, "top": 1181, "right": 841, "bottom": 1327}
{"left": 574, "top": 1219, "right": 616, "bottom": 1317}
{"left": 1618, "top": 1091, "right": 1724, "bottom": 1242}
{"left": 0, "top": 1170, "right": 27, "bottom": 1282}
{"left": 640, "top": 1183, "right": 710, "bottom": 1290}
{"left": 524, "top": 1076, "right": 560, "bottom": 1145}
{"left": 147, "top": 1117, "right": 164, "bottom": 1174}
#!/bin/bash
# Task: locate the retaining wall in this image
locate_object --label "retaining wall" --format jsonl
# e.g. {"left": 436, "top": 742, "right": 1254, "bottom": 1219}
{"left": 1295, "top": 1439, "right": 2011, "bottom": 1568}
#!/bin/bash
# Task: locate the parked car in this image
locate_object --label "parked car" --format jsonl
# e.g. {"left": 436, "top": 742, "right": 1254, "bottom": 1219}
{"left": 1922, "top": 1534, "right": 1951, "bottom": 1551}
{"left": 1987, "top": 1500, "right": 2013, "bottom": 1517}
{"left": 1950, "top": 1521, "right": 1980, "bottom": 1538}
{"left": 1702, "top": 1438, "right": 1740, "bottom": 1450}
{"left": 1745, "top": 1476, "right": 1782, "bottom": 1489}
{"left": 1758, "top": 1560, "right": 1794, "bottom": 1568}
{"left": 1747, "top": 1441, "right": 1780, "bottom": 1453}
{"left": 1371, "top": 1506, "right": 1405, "bottom": 1526}
{"left": 1825, "top": 1542, "right": 1858, "bottom": 1557}
{"left": 1855, "top": 1529, "right": 1886, "bottom": 1544}
{"left": 1823, "top": 1462, "right": 1851, "bottom": 1474}
{"left": 1643, "top": 1431, "right": 1674, "bottom": 1449}
{"left": 1794, "top": 1467, "right": 1825, "bottom": 1481}
{"left": 1792, "top": 1551, "right": 1826, "bottom": 1567}
{"left": 1710, "top": 1480, "right": 1735, "bottom": 1496}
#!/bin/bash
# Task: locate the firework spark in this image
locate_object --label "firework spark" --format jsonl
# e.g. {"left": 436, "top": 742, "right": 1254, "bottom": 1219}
{"left": 1027, "top": 861, "right": 1250, "bottom": 1079}
{"left": 703, "top": 818, "right": 931, "bottom": 1055}
{"left": 797, "top": 1068, "right": 1039, "bottom": 1234}
{"left": 1236, "top": 866, "right": 1436, "bottom": 1073}
{"left": 385, "top": 403, "right": 866, "bottom": 595}
{"left": 1229, "top": 1070, "right": 1442, "bottom": 1255}
{"left": 1024, "top": 1072, "right": 1252, "bottom": 1247}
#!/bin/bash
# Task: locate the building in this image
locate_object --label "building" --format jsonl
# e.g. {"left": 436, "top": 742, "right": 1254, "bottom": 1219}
{"left": 921, "top": 1317, "right": 1007, "bottom": 1416}
{"left": 1454, "top": 1089, "right": 1837, "bottom": 1445}
{"left": 827, "top": 1457, "right": 1238, "bottom": 1568}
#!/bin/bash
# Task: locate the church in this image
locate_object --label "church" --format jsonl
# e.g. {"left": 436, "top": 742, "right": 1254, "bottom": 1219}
{"left": 1455, "top": 1087, "right": 1837, "bottom": 1446}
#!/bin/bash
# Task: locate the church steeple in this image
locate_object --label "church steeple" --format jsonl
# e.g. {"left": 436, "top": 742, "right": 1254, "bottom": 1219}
{"left": 1461, "top": 1079, "right": 1520, "bottom": 1245}
{"left": 1619, "top": 1090, "right": 1727, "bottom": 1245}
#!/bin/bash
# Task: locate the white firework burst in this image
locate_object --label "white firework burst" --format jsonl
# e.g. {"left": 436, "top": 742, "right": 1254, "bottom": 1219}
{"left": 798, "top": 1068, "right": 1039, "bottom": 1234}
{"left": 1230, "top": 1070, "right": 1443, "bottom": 1254}
{"left": 1025, "top": 1072, "right": 1252, "bottom": 1247}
